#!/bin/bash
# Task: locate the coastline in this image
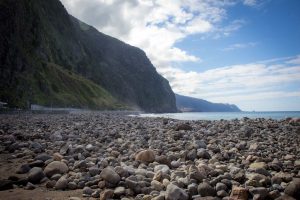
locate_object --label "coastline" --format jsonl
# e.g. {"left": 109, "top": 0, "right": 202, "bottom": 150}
{"left": 0, "top": 112, "right": 299, "bottom": 199}
{"left": 137, "top": 111, "right": 300, "bottom": 121}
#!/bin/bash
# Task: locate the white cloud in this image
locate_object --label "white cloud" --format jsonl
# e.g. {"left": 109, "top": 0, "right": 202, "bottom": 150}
{"left": 287, "top": 55, "right": 300, "bottom": 65}
{"left": 60, "top": 0, "right": 241, "bottom": 68}
{"left": 184, "top": 17, "right": 213, "bottom": 34}
{"left": 222, "top": 42, "right": 257, "bottom": 51}
{"left": 158, "top": 55, "right": 300, "bottom": 110}
{"left": 213, "top": 19, "right": 246, "bottom": 38}
{"left": 243, "top": 0, "right": 257, "bottom": 6}
{"left": 243, "top": 0, "right": 269, "bottom": 8}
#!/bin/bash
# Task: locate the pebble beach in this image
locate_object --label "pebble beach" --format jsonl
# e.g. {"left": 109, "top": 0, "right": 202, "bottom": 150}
{"left": 0, "top": 112, "right": 299, "bottom": 200}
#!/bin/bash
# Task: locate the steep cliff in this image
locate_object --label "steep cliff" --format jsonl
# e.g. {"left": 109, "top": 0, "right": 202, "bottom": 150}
{"left": 0, "top": 0, "right": 177, "bottom": 112}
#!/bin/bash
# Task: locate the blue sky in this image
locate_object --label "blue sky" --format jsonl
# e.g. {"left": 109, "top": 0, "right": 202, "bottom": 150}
{"left": 61, "top": 0, "right": 300, "bottom": 111}
{"left": 177, "top": 0, "right": 300, "bottom": 71}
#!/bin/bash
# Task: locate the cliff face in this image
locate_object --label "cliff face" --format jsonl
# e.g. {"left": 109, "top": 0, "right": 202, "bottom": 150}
{"left": 0, "top": 0, "right": 177, "bottom": 112}
{"left": 176, "top": 94, "right": 241, "bottom": 112}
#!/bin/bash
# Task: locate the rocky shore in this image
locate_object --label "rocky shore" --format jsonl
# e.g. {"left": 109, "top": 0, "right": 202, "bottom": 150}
{"left": 0, "top": 112, "right": 299, "bottom": 200}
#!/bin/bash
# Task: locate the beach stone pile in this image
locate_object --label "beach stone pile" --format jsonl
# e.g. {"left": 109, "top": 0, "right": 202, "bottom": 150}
{"left": 0, "top": 112, "right": 299, "bottom": 200}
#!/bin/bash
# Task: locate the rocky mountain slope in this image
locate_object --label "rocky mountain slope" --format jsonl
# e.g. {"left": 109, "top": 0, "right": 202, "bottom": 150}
{"left": 176, "top": 94, "right": 241, "bottom": 112}
{"left": 0, "top": 0, "right": 176, "bottom": 112}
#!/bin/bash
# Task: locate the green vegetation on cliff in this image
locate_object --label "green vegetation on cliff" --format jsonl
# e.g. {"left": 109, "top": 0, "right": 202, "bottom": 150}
{"left": 31, "top": 63, "right": 124, "bottom": 109}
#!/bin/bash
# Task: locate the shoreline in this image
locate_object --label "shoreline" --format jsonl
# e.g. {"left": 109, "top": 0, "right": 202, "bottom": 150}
{"left": 0, "top": 112, "right": 299, "bottom": 199}
{"left": 137, "top": 111, "right": 300, "bottom": 121}
{"left": 2, "top": 109, "right": 300, "bottom": 121}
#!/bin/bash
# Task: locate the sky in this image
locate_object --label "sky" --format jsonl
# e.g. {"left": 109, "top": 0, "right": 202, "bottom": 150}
{"left": 60, "top": 0, "right": 300, "bottom": 111}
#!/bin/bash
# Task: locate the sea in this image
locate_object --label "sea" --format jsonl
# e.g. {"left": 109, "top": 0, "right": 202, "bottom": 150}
{"left": 137, "top": 111, "right": 300, "bottom": 121}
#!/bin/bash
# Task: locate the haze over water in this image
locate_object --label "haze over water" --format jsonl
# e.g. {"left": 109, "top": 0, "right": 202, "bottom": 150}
{"left": 140, "top": 111, "right": 300, "bottom": 121}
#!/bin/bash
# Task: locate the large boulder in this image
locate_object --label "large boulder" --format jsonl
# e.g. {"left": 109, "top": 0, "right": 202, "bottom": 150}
{"left": 83, "top": 186, "right": 94, "bottom": 196}
{"left": 174, "top": 124, "right": 192, "bottom": 131}
{"left": 249, "top": 187, "right": 268, "bottom": 200}
{"left": 35, "top": 153, "right": 52, "bottom": 162}
{"left": 100, "top": 189, "right": 114, "bottom": 200}
{"left": 89, "top": 167, "right": 100, "bottom": 177}
{"left": 114, "top": 186, "right": 126, "bottom": 196}
{"left": 44, "top": 161, "right": 68, "bottom": 177}
{"left": 28, "top": 167, "right": 45, "bottom": 184}
{"left": 0, "top": 180, "right": 14, "bottom": 191}
{"left": 230, "top": 187, "right": 248, "bottom": 200}
{"left": 154, "top": 165, "right": 170, "bottom": 174}
{"left": 151, "top": 180, "right": 164, "bottom": 191}
{"left": 29, "top": 142, "right": 43, "bottom": 153}
{"left": 275, "top": 195, "right": 296, "bottom": 200}
{"left": 198, "top": 182, "right": 216, "bottom": 197}
{"left": 155, "top": 155, "right": 171, "bottom": 166}
{"left": 197, "top": 149, "right": 211, "bottom": 159}
{"left": 100, "top": 167, "right": 120, "bottom": 185}
{"left": 135, "top": 149, "right": 155, "bottom": 163}
{"left": 188, "top": 165, "right": 205, "bottom": 182}
{"left": 55, "top": 176, "right": 68, "bottom": 190}
{"left": 165, "top": 183, "right": 188, "bottom": 200}
{"left": 284, "top": 179, "right": 300, "bottom": 199}
{"left": 17, "top": 164, "right": 31, "bottom": 174}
